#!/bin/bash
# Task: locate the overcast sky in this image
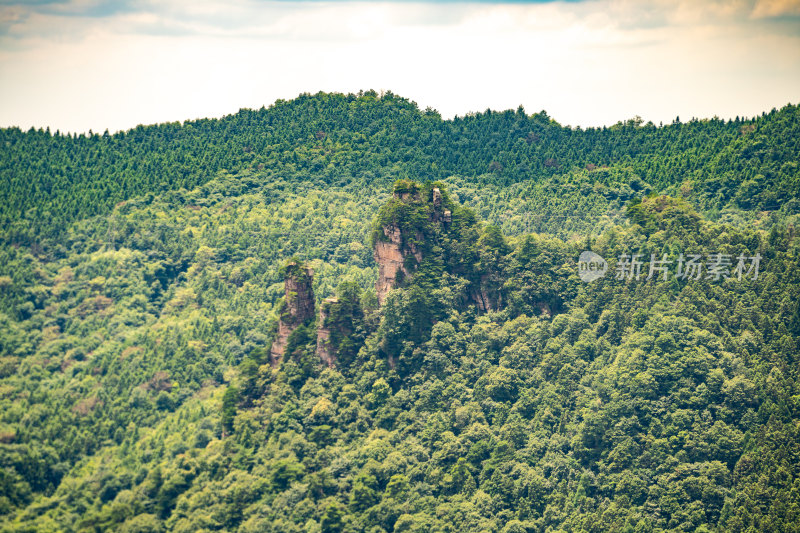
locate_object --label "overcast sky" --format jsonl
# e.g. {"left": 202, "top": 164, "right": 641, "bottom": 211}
{"left": 0, "top": 0, "right": 798, "bottom": 133}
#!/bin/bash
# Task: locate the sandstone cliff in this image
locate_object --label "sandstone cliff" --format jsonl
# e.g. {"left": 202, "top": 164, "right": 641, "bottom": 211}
{"left": 374, "top": 225, "right": 411, "bottom": 305}
{"left": 373, "top": 186, "right": 445, "bottom": 305}
{"left": 269, "top": 262, "right": 315, "bottom": 366}
{"left": 315, "top": 297, "right": 338, "bottom": 368}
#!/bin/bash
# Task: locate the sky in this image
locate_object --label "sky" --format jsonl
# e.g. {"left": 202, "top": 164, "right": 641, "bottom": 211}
{"left": 0, "top": 0, "right": 799, "bottom": 133}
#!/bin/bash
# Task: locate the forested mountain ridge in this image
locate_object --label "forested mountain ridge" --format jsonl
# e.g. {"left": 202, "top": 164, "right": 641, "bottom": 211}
{"left": 2, "top": 91, "right": 799, "bottom": 245}
{"left": 1, "top": 92, "right": 800, "bottom": 532}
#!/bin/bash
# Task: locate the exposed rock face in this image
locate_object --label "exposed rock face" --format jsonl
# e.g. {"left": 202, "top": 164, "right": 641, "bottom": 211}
{"left": 315, "top": 297, "right": 338, "bottom": 367}
{"left": 395, "top": 190, "right": 421, "bottom": 202}
{"left": 471, "top": 284, "right": 502, "bottom": 314}
{"left": 537, "top": 302, "right": 552, "bottom": 317}
{"left": 269, "top": 262, "right": 315, "bottom": 366}
{"left": 374, "top": 225, "right": 411, "bottom": 305}
{"left": 269, "top": 320, "right": 292, "bottom": 367}
{"left": 472, "top": 287, "right": 491, "bottom": 314}
{"left": 284, "top": 268, "right": 315, "bottom": 322}
{"left": 373, "top": 186, "right": 447, "bottom": 305}
{"left": 431, "top": 188, "right": 449, "bottom": 224}
{"left": 370, "top": 181, "right": 520, "bottom": 322}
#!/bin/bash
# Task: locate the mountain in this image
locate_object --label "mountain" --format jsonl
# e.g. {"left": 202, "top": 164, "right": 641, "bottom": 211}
{"left": 0, "top": 91, "right": 799, "bottom": 532}
{"left": 2, "top": 90, "right": 799, "bottom": 245}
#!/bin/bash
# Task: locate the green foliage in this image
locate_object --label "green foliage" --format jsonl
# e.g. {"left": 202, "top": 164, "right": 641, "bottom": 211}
{"left": 279, "top": 258, "right": 313, "bottom": 286}
{"left": 322, "top": 281, "right": 367, "bottom": 369}
{"left": 5, "top": 93, "right": 799, "bottom": 248}
{"left": 221, "top": 386, "right": 239, "bottom": 435}
{"left": 320, "top": 499, "right": 346, "bottom": 533}
{"left": 392, "top": 179, "right": 421, "bottom": 197}
{"left": 1, "top": 92, "right": 800, "bottom": 532}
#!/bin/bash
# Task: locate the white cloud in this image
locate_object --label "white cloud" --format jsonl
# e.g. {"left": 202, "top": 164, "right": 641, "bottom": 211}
{"left": 752, "top": 0, "right": 800, "bottom": 18}
{"left": 0, "top": 0, "right": 798, "bottom": 133}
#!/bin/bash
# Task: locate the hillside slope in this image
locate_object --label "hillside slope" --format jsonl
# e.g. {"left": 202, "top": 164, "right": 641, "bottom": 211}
{"left": 1, "top": 93, "right": 799, "bottom": 532}
{"left": 2, "top": 91, "right": 798, "bottom": 244}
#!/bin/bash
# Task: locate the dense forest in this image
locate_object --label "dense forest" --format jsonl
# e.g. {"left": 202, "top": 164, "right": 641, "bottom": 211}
{"left": 2, "top": 90, "right": 799, "bottom": 244}
{"left": 1, "top": 91, "right": 799, "bottom": 532}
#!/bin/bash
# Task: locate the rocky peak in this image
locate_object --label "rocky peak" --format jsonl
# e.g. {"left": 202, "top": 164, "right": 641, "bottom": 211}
{"left": 283, "top": 263, "right": 315, "bottom": 322}
{"left": 269, "top": 261, "right": 315, "bottom": 366}
{"left": 372, "top": 181, "right": 453, "bottom": 305}
{"left": 315, "top": 297, "right": 338, "bottom": 368}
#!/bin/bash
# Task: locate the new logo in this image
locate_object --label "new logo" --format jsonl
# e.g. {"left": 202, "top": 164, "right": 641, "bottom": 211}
{"left": 578, "top": 251, "right": 608, "bottom": 282}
